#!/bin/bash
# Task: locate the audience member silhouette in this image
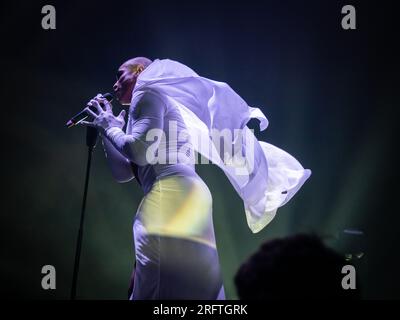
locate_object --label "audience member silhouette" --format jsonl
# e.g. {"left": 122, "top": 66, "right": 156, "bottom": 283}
{"left": 235, "top": 234, "right": 360, "bottom": 299}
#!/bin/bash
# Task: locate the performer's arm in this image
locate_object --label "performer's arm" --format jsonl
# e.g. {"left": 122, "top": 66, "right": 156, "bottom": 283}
{"left": 100, "top": 133, "right": 135, "bottom": 183}
{"left": 82, "top": 92, "right": 166, "bottom": 167}
{"left": 102, "top": 92, "right": 166, "bottom": 166}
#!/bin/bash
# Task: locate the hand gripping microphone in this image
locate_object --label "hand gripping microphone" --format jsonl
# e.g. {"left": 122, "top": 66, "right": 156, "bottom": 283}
{"left": 66, "top": 93, "right": 114, "bottom": 128}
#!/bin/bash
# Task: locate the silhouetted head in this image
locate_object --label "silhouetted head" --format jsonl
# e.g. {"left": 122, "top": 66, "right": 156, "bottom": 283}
{"left": 235, "top": 234, "right": 360, "bottom": 299}
{"left": 113, "top": 57, "right": 152, "bottom": 105}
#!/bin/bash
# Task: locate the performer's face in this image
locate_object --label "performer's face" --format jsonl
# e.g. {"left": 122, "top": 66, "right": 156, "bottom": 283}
{"left": 113, "top": 64, "right": 142, "bottom": 105}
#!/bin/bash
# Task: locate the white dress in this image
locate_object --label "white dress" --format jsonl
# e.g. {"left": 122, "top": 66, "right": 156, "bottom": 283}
{"left": 126, "top": 91, "right": 225, "bottom": 299}
{"left": 106, "top": 59, "right": 311, "bottom": 299}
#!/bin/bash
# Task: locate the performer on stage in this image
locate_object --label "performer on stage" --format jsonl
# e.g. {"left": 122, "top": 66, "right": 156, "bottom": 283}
{"left": 80, "top": 57, "right": 311, "bottom": 300}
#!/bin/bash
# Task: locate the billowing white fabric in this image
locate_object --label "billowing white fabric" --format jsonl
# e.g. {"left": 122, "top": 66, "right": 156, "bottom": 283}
{"left": 131, "top": 59, "right": 311, "bottom": 233}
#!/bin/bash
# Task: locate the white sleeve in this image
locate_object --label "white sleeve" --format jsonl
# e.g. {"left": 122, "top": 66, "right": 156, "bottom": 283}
{"left": 104, "top": 92, "right": 167, "bottom": 166}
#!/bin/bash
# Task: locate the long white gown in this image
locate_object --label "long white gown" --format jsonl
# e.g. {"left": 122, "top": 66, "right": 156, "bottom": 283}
{"left": 107, "top": 59, "right": 311, "bottom": 299}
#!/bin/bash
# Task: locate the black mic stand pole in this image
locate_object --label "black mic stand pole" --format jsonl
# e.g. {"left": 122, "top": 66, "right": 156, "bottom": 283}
{"left": 70, "top": 126, "right": 99, "bottom": 300}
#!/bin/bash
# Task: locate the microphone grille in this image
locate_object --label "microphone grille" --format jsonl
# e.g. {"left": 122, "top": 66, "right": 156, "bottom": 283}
{"left": 102, "top": 93, "right": 114, "bottom": 102}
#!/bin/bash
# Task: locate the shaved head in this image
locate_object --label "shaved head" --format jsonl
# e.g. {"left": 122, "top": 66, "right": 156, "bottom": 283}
{"left": 121, "top": 57, "right": 153, "bottom": 70}
{"left": 113, "top": 56, "right": 153, "bottom": 105}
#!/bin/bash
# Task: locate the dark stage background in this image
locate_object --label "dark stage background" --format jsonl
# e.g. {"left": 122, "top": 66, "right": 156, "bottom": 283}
{"left": 1, "top": 0, "right": 399, "bottom": 299}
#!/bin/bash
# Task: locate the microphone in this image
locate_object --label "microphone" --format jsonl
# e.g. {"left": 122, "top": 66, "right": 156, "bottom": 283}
{"left": 66, "top": 93, "right": 114, "bottom": 128}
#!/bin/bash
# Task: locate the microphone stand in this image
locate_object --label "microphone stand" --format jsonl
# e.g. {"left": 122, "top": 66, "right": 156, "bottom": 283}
{"left": 70, "top": 127, "right": 99, "bottom": 300}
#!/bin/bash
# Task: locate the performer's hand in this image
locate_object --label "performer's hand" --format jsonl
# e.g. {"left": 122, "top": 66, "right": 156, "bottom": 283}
{"left": 80, "top": 94, "right": 126, "bottom": 132}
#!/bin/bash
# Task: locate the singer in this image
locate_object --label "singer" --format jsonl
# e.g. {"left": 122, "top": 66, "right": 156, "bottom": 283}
{"left": 80, "top": 57, "right": 311, "bottom": 300}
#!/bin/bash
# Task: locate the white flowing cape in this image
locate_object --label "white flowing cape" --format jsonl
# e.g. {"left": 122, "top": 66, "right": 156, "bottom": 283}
{"left": 131, "top": 59, "right": 311, "bottom": 233}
